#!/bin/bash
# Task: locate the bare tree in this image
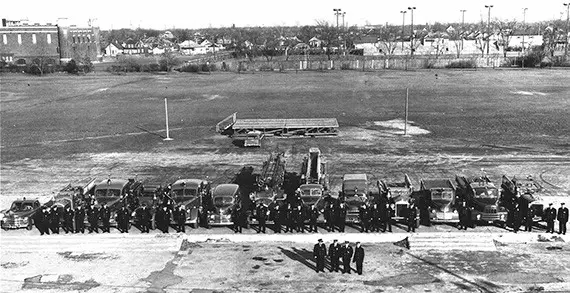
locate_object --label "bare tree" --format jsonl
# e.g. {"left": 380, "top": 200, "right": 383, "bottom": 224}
{"left": 494, "top": 18, "right": 518, "bottom": 57}
{"left": 315, "top": 20, "right": 339, "bottom": 60}
{"left": 160, "top": 51, "right": 181, "bottom": 71}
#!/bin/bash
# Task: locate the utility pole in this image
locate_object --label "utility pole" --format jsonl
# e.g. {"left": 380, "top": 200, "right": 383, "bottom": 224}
{"left": 564, "top": 2, "right": 570, "bottom": 59}
{"left": 485, "top": 5, "right": 493, "bottom": 55}
{"left": 522, "top": 8, "right": 528, "bottom": 69}
{"left": 333, "top": 9, "right": 342, "bottom": 30}
{"left": 342, "top": 12, "right": 346, "bottom": 30}
{"left": 400, "top": 11, "right": 407, "bottom": 51}
{"left": 408, "top": 7, "right": 416, "bottom": 56}
{"left": 460, "top": 10, "right": 466, "bottom": 51}
{"left": 164, "top": 98, "right": 173, "bottom": 141}
{"left": 404, "top": 88, "right": 409, "bottom": 136}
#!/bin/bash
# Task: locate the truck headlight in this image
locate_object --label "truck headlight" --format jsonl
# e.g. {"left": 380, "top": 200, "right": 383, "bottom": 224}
{"left": 500, "top": 214, "right": 504, "bottom": 220}
{"left": 431, "top": 209, "right": 436, "bottom": 214}
{"left": 444, "top": 207, "right": 449, "bottom": 212}
{"left": 23, "top": 217, "right": 29, "bottom": 223}
{"left": 476, "top": 214, "right": 481, "bottom": 220}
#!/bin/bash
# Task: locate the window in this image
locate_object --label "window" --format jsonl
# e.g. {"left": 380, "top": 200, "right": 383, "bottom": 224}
{"left": 32, "top": 34, "right": 36, "bottom": 44}
{"left": 17, "top": 34, "right": 22, "bottom": 45}
{"left": 47, "top": 34, "right": 51, "bottom": 44}
{"left": 2, "top": 34, "right": 6, "bottom": 44}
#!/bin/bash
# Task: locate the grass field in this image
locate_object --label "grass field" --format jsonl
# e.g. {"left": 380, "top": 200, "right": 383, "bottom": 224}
{"left": 1, "top": 69, "right": 569, "bottom": 207}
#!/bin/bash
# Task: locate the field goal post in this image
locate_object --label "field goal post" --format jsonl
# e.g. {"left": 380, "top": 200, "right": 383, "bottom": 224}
{"left": 216, "top": 112, "right": 237, "bottom": 133}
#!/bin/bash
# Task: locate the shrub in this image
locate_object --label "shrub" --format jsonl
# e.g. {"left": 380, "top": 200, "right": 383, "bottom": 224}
{"left": 65, "top": 60, "right": 79, "bottom": 74}
{"left": 445, "top": 60, "right": 476, "bottom": 68}
{"left": 259, "top": 64, "right": 274, "bottom": 71}
{"left": 340, "top": 63, "right": 351, "bottom": 70}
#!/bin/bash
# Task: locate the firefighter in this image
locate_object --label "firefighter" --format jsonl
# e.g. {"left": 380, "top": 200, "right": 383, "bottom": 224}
{"left": 63, "top": 206, "right": 74, "bottom": 234}
{"left": 458, "top": 201, "right": 470, "bottom": 230}
{"left": 407, "top": 202, "right": 418, "bottom": 232}
{"left": 328, "top": 239, "right": 340, "bottom": 272}
{"left": 87, "top": 204, "right": 99, "bottom": 233}
{"left": 285, "top": 204, "right": 295, "bottom": 233}
{"left": 232, "top": 206, "right": 242, "bottom": 233}
{"left": 353, "top": 242, "right": 365, "bottom": 275}
{"left": 100, "top": 203, "right": 111, "bottom": 233}
{"left": 512, "top": 204, "right": 522, "bottom": 233}
{"left": 370, "top": 203, "right": 381, "bottom": 232}
{"left": 359, "top": 203, "right": 370, "bottom": 233}
{"left": 545, "top": 203, "right": 557, "bottom": 234}
{"left": 381, "top": 203, "right": 393, "bottom": 232}
{"left": 34, "top": 206, "right": 47, "bottom": 235}
{"left": 175, "top": 205, "right": 186, "bottom": 233}
{"left": 337, "top": 202, "right": 347, "bottom": 232}
{"left": 525, "top": 204, "right": 535, "bottom": 232}
{"left": 256, "top": 202, "right": 268, "bottom": 234}
{"left": 308, "top": 204, "right": 319, "bottom": 233}
{"left": 74, "top": 205, "right": 85, "bottom": 234}
{"left": 157, "top": 205, "right": 171, "bottom": 233}
{"left": 295, "top": 204, "right": 304, "bottom": 233}
{"left": 116, "top": 205, "right": 130, "bottom": 233}
{"left": 324, "top": 202, "right": 336, "bottom": 232}
{"left": 197, "top": 206, "right": 210, "bottom": 229}
{"left": 341, "top": 241, "right": 354, "bottom": 274}
{"left": 49, "top": 206, "right": 60, "bottom": 234}
{"left": 273, "top": 204, "right": 282, "bottom": 233}
{"left": 558, "top": 203, "right": 568, "bottom": 235}
{"left": 279, "top": 204, "right": 288, "bottom": 233}
{"left": 313, "top": 239, "right": 327, "bottom": 273}
{"left": 139, "top": 203, "right": 151, "bottom": 233}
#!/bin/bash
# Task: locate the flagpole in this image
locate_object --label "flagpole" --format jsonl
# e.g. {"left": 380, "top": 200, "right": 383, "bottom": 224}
{"left": 164, "top": 98, "right": 173, "bottom": 141}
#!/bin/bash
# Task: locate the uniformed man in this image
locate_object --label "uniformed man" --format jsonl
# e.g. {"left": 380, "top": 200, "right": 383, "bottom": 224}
{"left": 295, "top": 204, "right": 304, "bottom": 233}
{"left": 157, "top": 205, "right": 171, "bottom": 233}
{"left": 175, "top": 205, "right": 186, "bottom": 233}
{"left": 49, "top": 206, "right": 60, "bottom": 234}
{"left": 273, "top": 204, "right": 282, "bottom": 233}
{"left": 545, "top": 203, "right": 557, "bottom": 234}
{"left": 74, "top": 205, "right": 85, "bottom": 234}
{"left": 359, "top": 203, "right": 369, "bottom": 233}
{"left": 285, "top": 204, "right": 295, "bottom": 233}
{"left": 232, "top": 206, "right": 242, "bottom": 233}
{"left": 337, "top": 202, "right": 347, "bottom": 232}
{"left": 279, "top": 204, "right": 289, "bottom": 233}
{"left": 63, "top": 206, "right": 74, "bottom": 234}
{"left": 256, "top": 202, "right": 268, "bottom": 234}
{"left": 100, "top": 203, "right": 111, "bottom": 233}
{"left": 116, "top": 205, "right": 130, "bottom": 233}
{"left": 381, "top": 203, "right": 393, "bottom": 232}
{"left": 407, "top": 202, "right": 418, "bottom": 232}
{"left": 324, "top": 202, "right": 336, "bottom": 232}
{"left": 458, "top": 201, "right": 470, "bottom": 230}
{"left": 34, "top": 206, "right": 47, "bottom": 235}
{"left": 197, "top": 206, "right": 210, "bottom": 229}
{"left": 140, "top": 204, "right": 151, "bottom": 233}
{"left": 328, "top": 239, "right": 340, "bottom": 272}
{"left": 370, "top": 203, "right": 381, "bottom": 232}
{"left": 308, "top": 205, "right": 319, "bottom": 233}
{"left": 87, "top": 204, "right": 99, "bottom": 233}
{"left": 512, "top": 204, "right": 522, "bottom": 233}
{"left": 313, "top": 239, "right": 327, "bottom": 273}
{"left": 341, "top": 241, "right": 354, "bottom": 274}
{"left": 525, "top": 204, "right": 535, "bottom": 232}
{"left": 353, "top": 242, "right": 365, "bottom": 275}
{"left": 558, "top": 203, "right": 568, "bottom": 235}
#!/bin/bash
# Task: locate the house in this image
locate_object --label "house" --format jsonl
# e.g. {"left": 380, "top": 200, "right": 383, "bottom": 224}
{"left": 353, "top": 36, "right": 380, "bottom": 55}
{"left": 104, "top": 42, "right": 123, "bottom": 56}
{"left": 179, "top": 39, "right": 207, "bottom": 55}
{"left": 121, "top": 39, "right": 146, "bottom": 54}
{"left": 309, "top": 37, "right": 322, "bottom": 48}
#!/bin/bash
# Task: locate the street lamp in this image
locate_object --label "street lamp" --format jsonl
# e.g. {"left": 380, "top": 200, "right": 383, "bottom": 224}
{"left": 522, "top": 8, "right": 528, "bottom": 69}
{"left": 563, "top": 2, "right": 570, "bottom": 58}
{"left": 485, "top": 5, "right": 493, "bottom": 55}
{"left": 400, "top": 11, "right": 407, "bottom": 51}
{"left": 408, "top": 6, "right": 416, "bottom": 56}
{"left": 460, "top": 10, "right": 467, "bottom": 51}
{"left": 342, "top": 12, "right": 346, "bottom": 30}
{"left": 333, "top": 9, "right": 342, "bottom": 30}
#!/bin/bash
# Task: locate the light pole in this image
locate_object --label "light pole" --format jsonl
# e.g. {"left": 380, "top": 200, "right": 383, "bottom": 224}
{"left": 460, "top": 10, "right": 466, "bottom": 51}
{"left": 333, "top": 9, "right": 342, "bottom": 30}
{"left": 400, "top": 11, "right": 407, "bottom": 51}
{"left": 564, "top": 2, "right": 570, "bottom": 59}
{"left": 342, "top": 12, "right": 346, "bottom": 30}
{"left": 522, "top": 8, "right": 528, "bottom": 69}
{"left": 408, "top": 7, "right": 416, "bottom": 56}
{"left": 485, "top": 5, "right": 493, "bottom": 55}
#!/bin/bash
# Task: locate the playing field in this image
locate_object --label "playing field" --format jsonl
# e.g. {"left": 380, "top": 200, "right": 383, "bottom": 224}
{"left": 1, "top": 69, "right": 569, "bottom": 206}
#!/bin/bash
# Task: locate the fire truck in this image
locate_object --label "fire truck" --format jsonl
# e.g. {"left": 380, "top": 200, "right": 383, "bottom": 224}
{"left": 456, "top": 175, "right": 507, "bottom": 226}
{"left": 420, "top": 178, "right": 459, "bottom": 223}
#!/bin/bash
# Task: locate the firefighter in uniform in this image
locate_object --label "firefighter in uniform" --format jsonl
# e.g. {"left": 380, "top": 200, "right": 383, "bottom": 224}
{"left": 324, "top": 202, "right": 336, "bottom": 232}
{"left": 87, "top": 204, "right": 99, "bottom": 233}
{"left": 100, "top": 203, "right": 111, "bottom": 233}
{"left": 175, "top": 205, "right": 186, "bottom": 233}
{"left": 337, "top": 202, "right": 347, "bottom": 232}
{"left": 285, "top": 204, "right": 295, "bottom": 233}
{"left": 512, "top": 204, "right": 522, "bottom": 233}
{"left": 525, "top": 204, "right": 535, "bottom": 232}
{"left": 308, "top": 204, "right": 319, "bottom": 233}
{"left": 313, "top": 239, "right": 327, "bottom": 273}
{"left": 157, "top": 205, "right": 171, "bottom": 233}
{"left": 34, "top": 206, "right": 47, "bottom": 235}
{"left": 140, "top": 204, "right": 151, "bottom": 233}
{"left": 63, "top": 206, "right": 74, "bottom": 234}
{"left": 558, "top": 203, "right": 568, "bottom": 235}
{"left": 49, "top": 206, "right": 60, "bottom": 234}
{"left": 371, "top": 203, "right": 381, "bottom": 232}
{"left": 328, "top": 239, "right": 340, "bottom": 272}
{"left": 74, "top": 205, "right": 85, "bottom": 234}
{"left": 545, "top": 203, "right": 557, "bottom": 233}
{"left": 273, "top": 205, "right": 282, "bottom": 233}
{"left": 353, "top": 242, "right": 365, "bottom": 275}
{"left": 232, "top": 206, "right": 242, "bottom": 233}
{"left": 341, "top": 241, "right": 354, "bottom": 274}
{"left": 381, "top": 203, "right": 393, "bottom": 232}
{"left": 295, "top": 204, "right": 304, "bottom": 232}
{"left": 256, "top": 202, "right": 268, "bottom": 234}
{"left": 458, "top": 201, "right": 469, "bottom": 230}
{"left": 358, "top": 203, "right": 369, "bottom": 233}
{"left": 407, "top": 201, "right": 418, "bottom": 232}
{"left": 117, "top": 205, "right": 130, "bottom": 233}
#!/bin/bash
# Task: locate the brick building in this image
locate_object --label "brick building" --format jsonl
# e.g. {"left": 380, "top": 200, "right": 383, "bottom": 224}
{"left": 0, "top": 18, "right": 101, "bottom": 66}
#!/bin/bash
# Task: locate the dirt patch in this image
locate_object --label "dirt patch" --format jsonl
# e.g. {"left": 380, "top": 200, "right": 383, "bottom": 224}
{"left": 373, "top": 119, "right": 431, "bottom": 135}
{"left": 142, "top": 254, "right": 184, "bottom": 293}
{"left": 22, "top": 274, "right": 100, "bottom": 290}
{"left": 488, "top": 272, "right": 563, "bottom": 284}
{"left": 57, "top": 251, "right": 117, "bottom": 261}
{"left": 363, "top": 273, "right": 441, "bottom": 287}
{"left": 1, "top": 261, "right": 28, "bottom": 269}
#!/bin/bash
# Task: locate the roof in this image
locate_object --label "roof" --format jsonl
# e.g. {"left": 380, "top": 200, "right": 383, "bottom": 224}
{"left": 212, "top": 184, "right": 240, "bottom": 197}
{"left": 94, "top": 179, "right": 130, "bottom": 190}
{"left": 299, "top": 184, "right": 323, "bottom": 189}
{"left": 233, "top": 118, "right": 338, "bottom": 129}
{"left": 343, "top": 174, "right": 367, "bottom": 181}
{"left": 421, "top": 179, "right": 454, "bottom": 189}
{"left": 353, "top": 36, "right": 379, "bottom": 44}
{"left": 171, "top": 179, "right": 203, "bottom": 189}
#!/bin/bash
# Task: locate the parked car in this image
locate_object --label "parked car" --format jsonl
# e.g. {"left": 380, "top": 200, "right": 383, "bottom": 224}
{"left": 1, "top": 199, "right": 47, "bottom": 230}
{"left": 209, "top": 184, "right": 241, "bottom": 226}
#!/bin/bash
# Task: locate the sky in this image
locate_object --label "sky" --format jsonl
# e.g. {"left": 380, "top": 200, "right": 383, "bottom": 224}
{"left": 4, "top": 0, "right": 569, "bottom": 30}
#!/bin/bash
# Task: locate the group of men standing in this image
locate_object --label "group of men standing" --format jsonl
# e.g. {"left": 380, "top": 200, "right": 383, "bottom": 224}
{"left": 34, "top": 203, "right": 116, "bottom": 235}
{"left": 544, "top": 202, "right": 568, "bottom": 235}
{"left": 313, "top": 239, "right": 365, "bottom": 275}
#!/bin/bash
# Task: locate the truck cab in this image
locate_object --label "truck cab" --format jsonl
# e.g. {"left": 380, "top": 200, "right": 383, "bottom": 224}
{"left": 93, "top": 178, "right": 142, "bottom": 226}
{"left": 209, "top": 184, "right": 241, "bottom": 225}
{"left": 378, "top": 174, "right": 415, "bottom": 223}
{"left": 169, "top": 179, "right": 208, "bottom": 228}
{"left": 341, "top": 174, "right": 370, "bottom": 223}
{"left": 420, "top": 178, "right": 459, "bottom": 223}
{"left": 456, "top": 175, "right": 507, "bottom": 225}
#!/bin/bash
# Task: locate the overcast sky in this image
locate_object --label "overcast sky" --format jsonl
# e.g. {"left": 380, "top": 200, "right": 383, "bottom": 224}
{"left": 5, "top": 0, "right": 569, "bottom": 29}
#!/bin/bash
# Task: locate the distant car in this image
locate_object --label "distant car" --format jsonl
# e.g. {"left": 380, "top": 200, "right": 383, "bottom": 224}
{"left": 232, "top": 131, "right": 264, "bottom": 148}
{"left": 209, "top": 184, "right": 241, "bottom": 226}
{"left": 1, "top": 199, "right": 46, "bottom": 230}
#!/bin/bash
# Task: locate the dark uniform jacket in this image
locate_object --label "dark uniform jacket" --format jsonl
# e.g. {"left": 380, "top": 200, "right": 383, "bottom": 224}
{"left": 74, "top": 207, "right": 85, "bottom": 223}
{"left": 100, "top": 206, "right": 111, "bottom": 223}
{"left": 140, "top": 207, "right": 152, "bottom": 223}
{"left": 256, "top": 205, "right": 268, "bottom": 222}
{"left": 545, "top": 207, "right": 557, "bottom": 222}
{"left": 309, "top": 207, "right": 319, "bottom": 222}
{"left": 558, "top": 207, "right": 569, "bottom": 223}
{"left": 353, "top": 246, "right": 365, "bottom": 263}
{"left": 117, "top": 207, "right": 130, "bottom": 224}
{"left": 313, "top": 243, "right": 327, "bottom": 259}
{"left": 341, "top": 245, "right": 354, "bottom": 262}
{"left": 176, "top": 208, "right": 187, "bottom": 224}
{"left": 359, "top": 206, "right": 369, "bottom": 222}
{"left": 407, "top": 206, "right": 418, "bottom": 222}
{"left": 328, "top": 243, "right": 340, "bottom": 259}
{"left": 87, "top": 207, "right": 99, "bottom": 223}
